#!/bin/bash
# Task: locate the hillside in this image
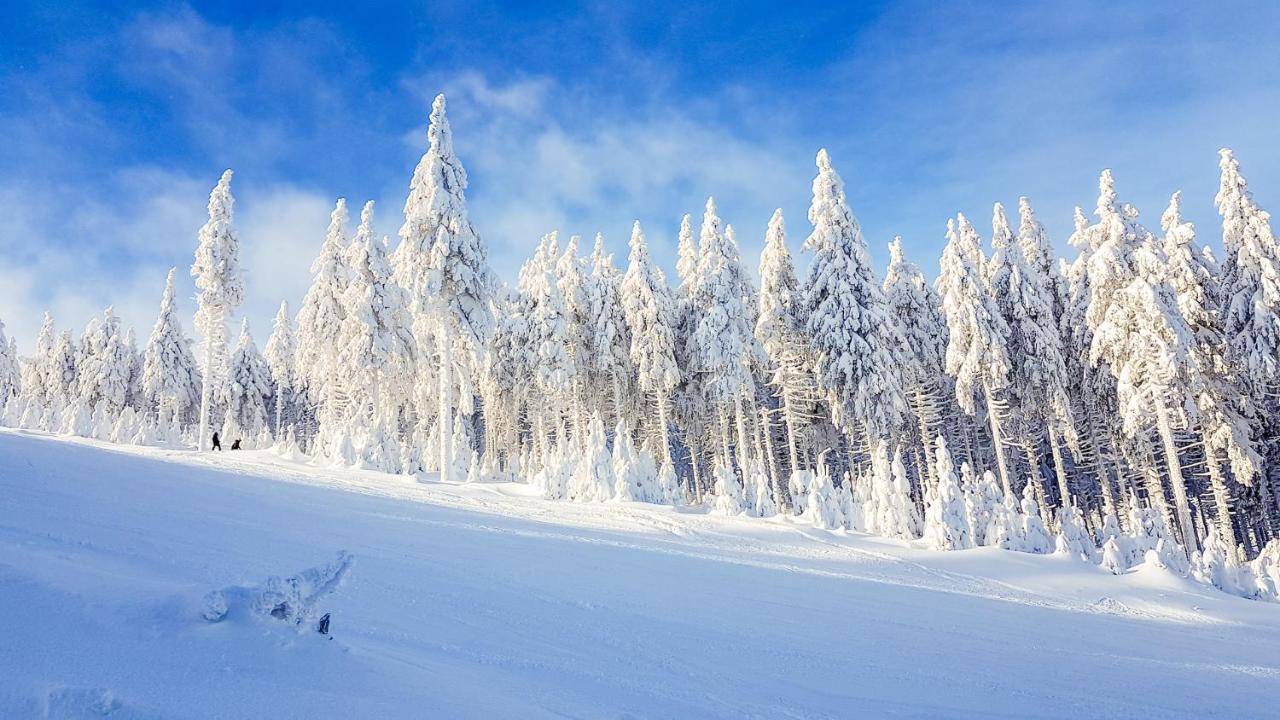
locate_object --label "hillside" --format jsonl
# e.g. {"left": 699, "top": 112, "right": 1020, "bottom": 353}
{"left": 1, "top": 428, "right": 1277, "bottom": 719}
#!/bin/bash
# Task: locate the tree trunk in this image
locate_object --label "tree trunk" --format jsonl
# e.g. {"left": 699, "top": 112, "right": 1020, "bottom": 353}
{"left": 1202, "top": 442, "right": 1240, "bottom": 561}
{"left": 782, "top": 387, "right": 804, "bottom": 475}
{"left": 1153, "top": 399, "right": 1198, "bottom": 553}
{"left": 760, "top": 406, "right": 786, "bottom": 512}
{"left": 654, "top": 391, "right": 672, "bottom": 468}
{"left": 1047, "top": 424, "right": 1072, "bottom": 509}
{"left": 981, "top": 381, "right": 1013, "bottom": 498}
{"left": 1086, "top": 420, "right": 1117, "bottom": 520}
{"left": 913, "top": 385, "right": 939, "bottom": 499}
{"left": 439, "top": 339, "right": 454, "bottom": 483}
{"left": 197, "top": 312, "right": 217, "bottom": 452}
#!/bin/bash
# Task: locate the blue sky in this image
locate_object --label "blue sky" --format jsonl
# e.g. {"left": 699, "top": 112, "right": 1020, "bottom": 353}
{"left": 2, "top": 1, "right": 1278, "bottom": 347}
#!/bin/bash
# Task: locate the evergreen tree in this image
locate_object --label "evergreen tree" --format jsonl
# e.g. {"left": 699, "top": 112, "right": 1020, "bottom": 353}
{"left": 803, "top": 150, "right": 909, "bottom": 451}
{"left": 190, "top": 169, "right": 245, "bottom": 450}
{"left": 227, "top": 319, "right": 272, "bottom": 444}
{"left": 620, "top": 221, "right": 680, "bottom": 468}
{"left": 756, "top": 209, "right": 813, "bottom": 496}
{"left": 585, "top": 234, "right": 633, "bottom": 424}
{"left": 938, "top": 213, "right": 1015, "bottom": 496}
{"left": 0, "top": 318, "right": 18, "bottom": 410}
{"left": 142, "top": 268, "right": 201, "bottom": 425}
{"left": 396, "top": 94, "right": 493, "bottom": 483}
{"left": 263, "top": 301, "right": 297, "bottom": 440}
{"left": 296, "top": 198, "right": 351, "bottom": 453}
{"left": 76, "top": 307, "right": 132, "bottom": 415}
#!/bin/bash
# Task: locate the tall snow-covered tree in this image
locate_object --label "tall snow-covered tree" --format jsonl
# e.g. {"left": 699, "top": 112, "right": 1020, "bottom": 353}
{"left": 1216, "top": 148, "right": 1280, "bottom": 531}
{"left": 142, "top": 268, "right": 201, "bottom": 425}
{"left": 190, "top": 169, "right": 245, "bottom": 450}
{"left": 585, "top": 234, "right": 633, "bottom": 423}
{"left": 263, "top": 301, "right": 297, "bottom": 439}
{"left": 556, "top": 234, "right": 592, "bottom": 433}
{"left": 756, "top": 208, "right": 813, "bottom": 493}
{"left": 1085, "top": 170, "right": 1199, "bottom": 551}
{"left": 690, "top": 199, "right": 758, "bottom": 492}
{"left": 989, "top": 200, "right": 1076, "bottom": 505}
{"left": 75, "top": 307, "right": 132, "bottom": 415}
{"left": 803, "top": 150, "right": 909, "bottom": 452}
{"left": 938, "top": 213, "right": 1015, "bottom": 496}
{"left": 340, "top": 201, "right": 416, "bottom": 437}
{"left": 226, "top": 319, "right": 272, "bottom": 444}
{"left": 621, "top": 221, "right": 680, "bottom": 467}
{"left": 395, "top": 94, "right": 493, "bottom": 483}
{"left": 21, "top": 313, "right": 56, "bottom": 405}
{"left": 296, "top": 198, "right": 351, "bottom": 452}
{"left": 1161, "top": 190, "right": 1258, "bottom": 553}
{"left": 883, "top": 236, "right": 949, "bottom": 493}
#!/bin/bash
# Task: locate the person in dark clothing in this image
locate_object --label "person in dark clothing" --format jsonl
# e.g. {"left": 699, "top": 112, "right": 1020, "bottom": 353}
{"left": 231, "top": 439, "right": 241, "bottom": 450}
{"left": 211, "top": 432, "right": 222, "bottom": 451}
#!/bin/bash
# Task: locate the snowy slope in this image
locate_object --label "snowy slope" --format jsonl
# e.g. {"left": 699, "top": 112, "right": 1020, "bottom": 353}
{"left": 1, "top": 429, "right": 1277, "bottom": 719}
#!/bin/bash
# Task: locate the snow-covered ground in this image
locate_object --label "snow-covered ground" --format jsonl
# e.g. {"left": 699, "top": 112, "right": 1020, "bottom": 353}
{"left": 1, "top": 428, "right": 1277, "bottom": 719}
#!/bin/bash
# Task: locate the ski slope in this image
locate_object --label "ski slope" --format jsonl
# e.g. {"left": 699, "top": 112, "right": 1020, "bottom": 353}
{"left": 1, "top": 429, "right": 1277, "bottom": 719}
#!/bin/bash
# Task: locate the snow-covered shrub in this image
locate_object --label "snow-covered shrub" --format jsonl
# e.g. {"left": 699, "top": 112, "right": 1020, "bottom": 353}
{"left": 203, "top": 551, "right": 354, "bottom": 630}
{"left": 1015, "top": 482, "right": 1053, "bottom": 554}
{"left": 570, "top": 414, "right": 614, "bottom": 502}
{"left": 711, "top": 462, "right": 743, "bottom": 516}
{"left": 1054, "top": 501, "right": 1098, "bottom": 562}
{"left": 922, "top": 436, "right": 971, "bottom": 550}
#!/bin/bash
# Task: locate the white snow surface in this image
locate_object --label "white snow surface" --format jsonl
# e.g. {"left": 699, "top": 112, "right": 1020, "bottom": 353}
{"left": 1, "top": 428, "right": 1277, "bottom": 719}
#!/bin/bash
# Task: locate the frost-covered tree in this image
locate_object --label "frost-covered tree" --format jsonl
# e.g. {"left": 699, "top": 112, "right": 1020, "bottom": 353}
{"left": 621, "top": 221, "right": 680, "bottom": 467}
{"left": 883, "top": 237, "right": 949, "bottom": 492}
{"left": 76, "top": 307, "right": 132, "bottom": 415}
{"left": 569, "top": 413, "right": 615, "bottom": 502}
{"left": 263, "top": 301, "right": 297, "bottom": 440}
{"left": 803, "top": 149, "right": 909, "bottom": 451}
{"left": 0, "top": 318, "right": 18, "bottom": 410}
{"left": 296, "top": 198, "right": 351, "bottom": 451}
{"left": 988, "top": 200, "right": 1077, "bottom": 506}
{"left": 1085, "top": 170, "right": 1199, "bottom": 551}
{"left": 938, "top": 213, "right": 1015, "bottom": 495}
{"left": 556, "top": 234, "right": 592, "bottom": 433}
{"left": 1162, "top": 190, "right": 1258, "bottom": 550}
{"left": 395, "top": 94, "right": 493, "bottom": 483}
{"left": 1216, "top": 148, "right": 1280, "bottom": 530}
{"left": 756, "top": 208, "right": 814, "bottom": 491}
{"left": 142, "top": 268, "right": 201, "bottom": 425}
{"left": 585, "top": 234, "right": 633, "bottom": 423}
{"left": 923, "top": 436, "right": 972, "bottom": 550}
{"left": 340, "top": 201, "right": 416, "bottom": 442}
{"left": 690, "top": 200, "right": 759, "bottom": 493}
{"left": 21, "top": 313, "right": 56, "bottom": 405}
{"left": 226, "top": 319, "right": 272, "bottom": 444}
{"left": 190, "top": 169, "right": 245, "bottom": 451}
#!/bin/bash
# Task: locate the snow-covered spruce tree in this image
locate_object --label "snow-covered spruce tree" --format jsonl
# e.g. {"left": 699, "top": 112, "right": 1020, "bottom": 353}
{"left": 1061, "top": 206, "right": 1124, "bottom": 521}
{"left": 395, "top": 94, "right": 493, "bottom": 482}
{"left": 938, "top": 213, "right": 1015, "bottom": 496}
{"left": 0, "top": 318, "right": 18, "bottom": 412}
{"left": 1216, "top": 148, "right": 1280, "bottom": 531}
{"left": 586, "top": 234, "right": 634, "bottom": 427}
{"left": 756, "top": 208, "right": 814, "bottom": 507}
{"left": 142, "top": 268, "right": 201, "bottom": 428}
{"left": 923, "top": 435, "right": 972, "bottom": 550}
{"left": 1162, "top": 190, "right": 1259, "bottom": 553}
{"left": 803, "top": 150, "right": 909, "bottom": 458}
{"left": 1085, "top": 170, "right": 1199, "bottom": 552}
{"left": 483, "top": 285, "right": 532, "bottom": 477}
{"left": 190, "top": 169, "right": 245, "bottom": 451}
{"left": 569, "top": 412, "right": 615, "bottom": 502}
{"left": 48, "top": 330, "right": 78, "bottom": 407}
{"left": 1055, "top": 500, "right": 1098, "bottom": 562}
{"left": 20, "top": 313, "right": 56, "bottom": 406}
{"left": 672, "top": 212, "right": 711, "bottom": 496}
{"left": 690, "top": 199, "right": 760, "bottom": 511}
{"left": 528, "top": 232, "right": 577, "bottom": 464}
{"left": 123, "top": 328, "right": 145, "bottom": 414}
{"left": 556, "top": 234, "right": 592, "bottom": 436}
{"left": 226, "top": 319, "right": 272, "bottom": 445}
{"left": 339, "top": 201, "right": 416, "bottom": 469}
{"left": 263, "top": 301, "right": 297, "bottom": 441}
{"left": 883, "top": 236, "right": 950, "bottom": 496}
{"left": 989, "top": 200, "right": 1077, "bottom": 507}
{"left": 296, "top": 198, "right": 351, "bottom": 456}
{"left": 620, "top": 221, "right": 680, "bottom": 470}
{"left": 75, "top": 307, "right": 133, "bottom": 417}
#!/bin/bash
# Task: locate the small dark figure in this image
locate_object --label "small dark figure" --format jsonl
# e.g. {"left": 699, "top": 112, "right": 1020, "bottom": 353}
{"left": 231, "top": 439, "right": 242, "bottom": 450}
{"left": 211, "top": 432, "right": 222, "bottom": 451}
{"left": 317, "top": 613, "right": 330, "bottom": 635}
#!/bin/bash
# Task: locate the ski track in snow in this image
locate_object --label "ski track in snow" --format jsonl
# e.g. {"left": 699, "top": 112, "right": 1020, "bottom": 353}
{"left": 1, "top": 428, "right": 1278, "bottom": 719}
